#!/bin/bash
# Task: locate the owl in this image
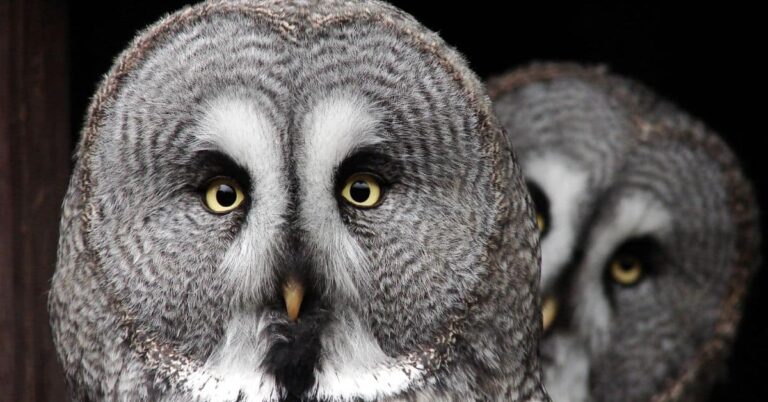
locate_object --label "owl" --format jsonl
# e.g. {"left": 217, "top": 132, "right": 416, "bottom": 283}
{"left": 48, "top": 1, "right": 550, "bottom": 401}
{"left": 488, "top": 63, "right": 761, "bottom": 402}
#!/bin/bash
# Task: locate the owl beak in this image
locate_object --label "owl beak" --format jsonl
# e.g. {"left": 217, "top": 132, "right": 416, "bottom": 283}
{"left": 542, "top": 296, "right": 558, "bottom": 332}
{"left": 283, "top": 277, "right": 305, "bottom": 322}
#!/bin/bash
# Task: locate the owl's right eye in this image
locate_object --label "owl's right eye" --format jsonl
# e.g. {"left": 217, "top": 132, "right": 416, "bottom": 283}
{"left": 604, "top": 237, "right": 659, "bottom": 289}
{"left": 609, "top": 255, "right": 643, "bottom": 286}
{"left": 203, "top": 177, "right": 246, "bottom": 214}
{"left": 527, "top": 181, "right": 550, "bottom": 236}
{"left": 340, "top": 173, "right": 383, "bottom": 208}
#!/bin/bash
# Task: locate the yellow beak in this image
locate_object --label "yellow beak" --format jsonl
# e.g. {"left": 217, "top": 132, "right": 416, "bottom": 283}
{"left": 283, "top": 277, "right": 305, "bottom": 322}
{"left": 542, "top": 296, "right": 558, "bottom": 332}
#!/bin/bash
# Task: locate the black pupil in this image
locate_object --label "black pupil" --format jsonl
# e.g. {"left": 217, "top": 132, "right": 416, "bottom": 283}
{"left": 617, "top": 256, "right": 637, "bottom": 271}
{"left": 350, "top": 180, "right": 371, "bottom": 203}
{"left": 216, "top": 184, "right": 237, "bottom": 206}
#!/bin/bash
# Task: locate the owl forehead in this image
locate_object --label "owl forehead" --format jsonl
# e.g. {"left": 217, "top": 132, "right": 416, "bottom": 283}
{"left": 503, "top": 75, "right": 730, "bottom": 223}
{"left": 497, "top": 77, "right": 637, "bottom": 173}
{"left": 103, "top": 11, "right": 481, "bottom": 175}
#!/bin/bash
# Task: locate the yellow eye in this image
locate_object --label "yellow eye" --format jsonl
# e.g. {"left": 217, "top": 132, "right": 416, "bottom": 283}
{"left": 341, "top": 173, "right": 382, "bottom": 208}
{"left": 535, "top": 212, "right": 546, "bottom": 232}
{"left": 610, "top": 256, "right": 643, "bottom": 286}
{"left": 204, "top": 177, "right": 245, "bottom": 214}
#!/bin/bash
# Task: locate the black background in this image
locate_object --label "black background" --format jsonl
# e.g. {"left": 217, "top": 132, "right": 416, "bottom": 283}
{"left": 70, "top": 2, "right": 766, "bottom": 400}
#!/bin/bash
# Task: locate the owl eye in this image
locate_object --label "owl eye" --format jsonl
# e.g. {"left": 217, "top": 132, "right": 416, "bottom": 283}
{"left": 604, "top": 237, "right": 660, "bottom": 290}
{"left": 609, "top": 255, "right": 643, "bottom": 286}
{"left": 203, "top": 177, "right": 246, "bottom": 214}
{"left": 341, "top": 173, "right": 383, "bottom": 208}
{"left": 526, "top": 181, "right": 550, "bottom": 236}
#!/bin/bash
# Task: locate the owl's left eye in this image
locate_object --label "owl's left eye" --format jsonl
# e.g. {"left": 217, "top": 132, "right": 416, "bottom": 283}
{"left": 203, "top": 177, "right": 246, "bottom": 214}
{"left": 340, "top": 173, "right": 383, "bottom": 208}
{"left": 609, "top": 255, "right": 643, "bottom": 286}
{"left": 605, "top": 237, "right": 659, "bottom": 288}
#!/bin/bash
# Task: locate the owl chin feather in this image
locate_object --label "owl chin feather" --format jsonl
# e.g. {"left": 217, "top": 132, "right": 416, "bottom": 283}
{"left": 133, "top": 308, "right": 433, "bottom": 401}
{"left": 261, "top": 310, "right": 326, "bottom": 399}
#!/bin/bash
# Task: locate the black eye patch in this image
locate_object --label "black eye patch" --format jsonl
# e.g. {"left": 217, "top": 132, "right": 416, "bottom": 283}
{"left": 527, "top": 180, "right": 551, "bottom": 237}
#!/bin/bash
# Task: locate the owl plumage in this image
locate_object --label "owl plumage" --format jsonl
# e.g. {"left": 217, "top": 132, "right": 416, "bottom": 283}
{"left": 488, "top": 63, "right": 760, "bottom": 402}
{"left": 49, "top": 1, "right": 549, "bottom": 401}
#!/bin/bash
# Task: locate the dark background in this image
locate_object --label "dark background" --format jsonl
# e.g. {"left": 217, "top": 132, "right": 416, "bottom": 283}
{"left": 3, "top": 1, "right": 765, "bottom": 401}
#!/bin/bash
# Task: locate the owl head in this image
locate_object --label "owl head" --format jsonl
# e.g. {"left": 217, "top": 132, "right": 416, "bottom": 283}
{"left": 489, "top": 63, "right": 761, "bottom": 402}
{"left": 49, "top": 1, "right": 548, "bottom": 401}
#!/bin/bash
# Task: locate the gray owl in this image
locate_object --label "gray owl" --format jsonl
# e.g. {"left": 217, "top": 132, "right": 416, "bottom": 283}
{"left": 48, "top": 1, "right": 549, "bottom": 401}
{"left": 488, "top": 63, "right": 761, "bottom": 402}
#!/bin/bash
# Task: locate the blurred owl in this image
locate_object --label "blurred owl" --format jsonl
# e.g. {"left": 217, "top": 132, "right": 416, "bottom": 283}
{"left": 49, "top": 1, "right": 549, "bottom": 401}
{"left": 488, "top": 63, "right": 760, "bottom": 402}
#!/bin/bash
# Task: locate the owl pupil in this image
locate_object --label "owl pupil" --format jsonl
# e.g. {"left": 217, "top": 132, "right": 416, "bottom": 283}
{"left": 216, "top": 184, "right": 237, "bottom": 206}
{"left": 350, "top": 181, "right": 370, "bottom": 202}
{"left": 617, "top": 257, "right": 636, "bottom": 270}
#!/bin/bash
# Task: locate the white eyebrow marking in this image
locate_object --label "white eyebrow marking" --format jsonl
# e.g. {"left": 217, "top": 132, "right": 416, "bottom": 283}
{"left": 196, "top": 96, "right": 287, "bottom": 305}
{"left": 189, "top": 97, "right": 290, "bottom": 401}
{"left": 297, "top": 91, "right": 384, "bottom": 302}
{"left": 301, "top": 91, "right": 384, "bottom": 180}
{"left": 525, "top": 154, "right": 589, "bottom": 291}
{"left": 197, "top": 96, "right": 283, "bottom": 181}
{"left": 588, "top": 192, "right": 672, "bottom": 267}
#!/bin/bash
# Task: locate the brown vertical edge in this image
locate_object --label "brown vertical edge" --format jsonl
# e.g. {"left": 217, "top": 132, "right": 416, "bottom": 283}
{"left": 0, "top": 0, "right": 70, "bottom": 400}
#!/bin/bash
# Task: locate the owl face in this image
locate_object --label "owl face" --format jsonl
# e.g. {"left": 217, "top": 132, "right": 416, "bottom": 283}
{"left": 49, "top": 1, "right": 547, "bottom": 401}
{"left": 490, "top": 64, "right": 760, "bottom": 402}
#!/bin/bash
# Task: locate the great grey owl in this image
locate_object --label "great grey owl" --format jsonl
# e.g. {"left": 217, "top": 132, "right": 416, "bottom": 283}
{"left": 48, "top": 1, "right": 549, "bottom": 401}
{"left": 488, "top": 63, "right": 761, "bottom": 402}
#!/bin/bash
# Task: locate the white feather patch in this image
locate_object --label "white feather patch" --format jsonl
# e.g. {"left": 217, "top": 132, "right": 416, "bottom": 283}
{"left": 180, "top": 313, "right": 281, "bottom": 401}
{"left": 313, "top": 312, "right": 426, "bottom": 401}
{"left": 196, "top": 96, "right": 287, "bottom": 305}
{"left": 297, "top": 91, "right": 385, "bottom": 302}
{"left": 543, "top": 335, "right": 590, "bottom": 402}
{"left": 524, "top": 155, "right": 589, "bottom": 291}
